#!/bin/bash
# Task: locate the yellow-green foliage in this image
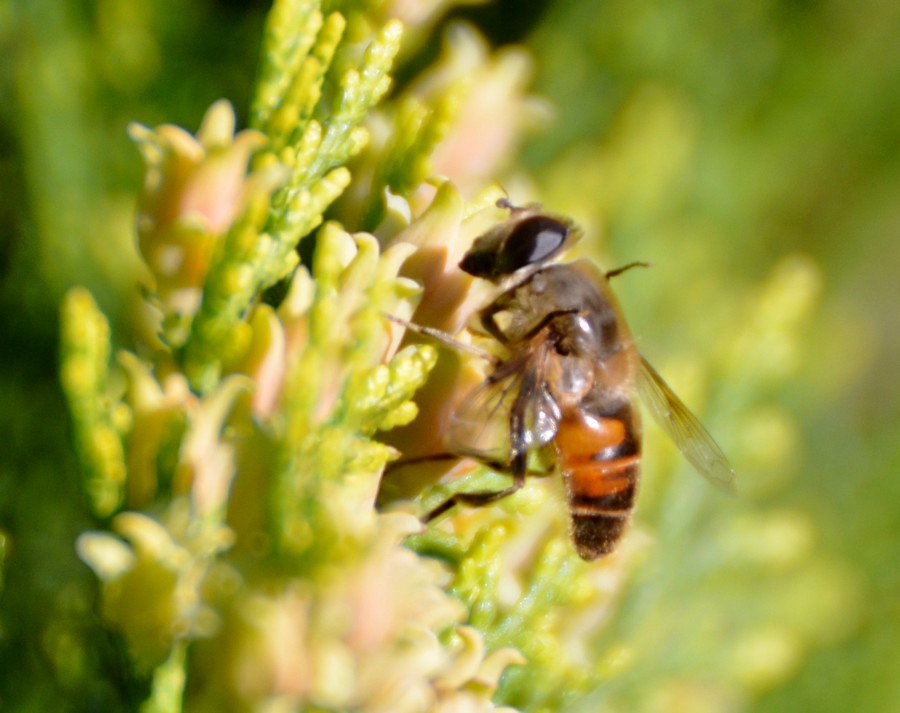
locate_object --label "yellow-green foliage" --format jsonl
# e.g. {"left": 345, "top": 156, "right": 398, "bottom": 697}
{"left": 57, "top": 1, "right": 532, "bottom": 710}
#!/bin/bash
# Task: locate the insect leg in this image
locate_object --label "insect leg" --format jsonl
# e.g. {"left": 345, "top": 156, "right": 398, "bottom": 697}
{"left": 423, "top": 368, "right": 537, "bottom": 522}
{"left": 478, "top": 300, "right": 511, "bottom": 345}
{"left": 423, "top": 470, "right": 526, "bottom": 522}
{"left": 384, "top": 450, "right": 533, "bottom": 522}
{"left": 386, "top": 314, "right": 498, "bottom": 364}
{"left": 383, "top": 451, "right": 462, "bottom": 475}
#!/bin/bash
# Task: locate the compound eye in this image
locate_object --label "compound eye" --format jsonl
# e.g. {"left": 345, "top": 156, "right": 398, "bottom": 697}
{"left": 459, "top": 237, "right": 500, "bottom": 278}
{"left": 499, "top": 216, "right": 569, "bottom": 274}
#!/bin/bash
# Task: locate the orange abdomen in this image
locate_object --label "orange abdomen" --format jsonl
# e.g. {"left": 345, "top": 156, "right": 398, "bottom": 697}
{"left": 553, "top": 405, "right": 641, "bottom": 560}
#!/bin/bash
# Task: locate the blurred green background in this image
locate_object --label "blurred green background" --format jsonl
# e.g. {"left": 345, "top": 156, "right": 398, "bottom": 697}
{"left": 520, "top": 3, "right": 900, "bottom": 711}
{"left": 2, "top": 0, "right": 898, "bottom": 710}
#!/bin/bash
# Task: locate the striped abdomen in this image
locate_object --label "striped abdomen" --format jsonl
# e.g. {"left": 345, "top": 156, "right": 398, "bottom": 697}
{"left": 553, "top": 403, "right": 641, "bottom": 560}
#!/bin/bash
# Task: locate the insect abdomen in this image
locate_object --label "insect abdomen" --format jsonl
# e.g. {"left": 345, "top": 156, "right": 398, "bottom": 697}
{"left": 553, "top": 406, "right": 640, "bottom": 560}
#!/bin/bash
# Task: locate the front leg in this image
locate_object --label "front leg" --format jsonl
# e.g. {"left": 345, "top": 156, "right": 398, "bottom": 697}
{"left": 478, "top": 300, "right": 510, "bottom": 345}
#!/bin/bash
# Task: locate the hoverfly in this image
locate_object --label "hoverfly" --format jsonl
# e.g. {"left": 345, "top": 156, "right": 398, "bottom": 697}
{"left": 393, "top": 199, "right": 734, "bottom": 560}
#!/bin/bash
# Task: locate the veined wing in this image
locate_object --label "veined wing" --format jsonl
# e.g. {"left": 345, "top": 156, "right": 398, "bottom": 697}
{"left": 448, "top": 351, "right": 560, "bottom": 467}
{"left": 637, "top": 356, "right": 736, "bottom": 491}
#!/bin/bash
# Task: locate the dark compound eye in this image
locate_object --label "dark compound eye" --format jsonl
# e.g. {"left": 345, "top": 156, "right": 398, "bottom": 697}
{"left": 458, "top": 243, "right": 497, "bottom": 278}
{"left": 459, "top": 212, "right": 572, "bottom": 280}
{"left": 497, "top": 216, "right": 569, "bottom": 274}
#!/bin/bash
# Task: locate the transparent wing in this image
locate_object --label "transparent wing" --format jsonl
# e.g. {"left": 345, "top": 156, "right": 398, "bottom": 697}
{"left": 637, "top": 356, "right": 736, "bottom": 491}
{"left": 448, "top": 358, "right": 560, "bottom": 467}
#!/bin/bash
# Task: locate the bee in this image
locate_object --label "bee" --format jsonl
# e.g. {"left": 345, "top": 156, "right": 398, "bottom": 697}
{"left": 393, "top": 199, "right": 734, "bottom": 560}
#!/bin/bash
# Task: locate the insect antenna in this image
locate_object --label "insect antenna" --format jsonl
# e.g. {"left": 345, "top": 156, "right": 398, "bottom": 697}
{"left": 605, "top": 261, "right": 651, "bottom": 280}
